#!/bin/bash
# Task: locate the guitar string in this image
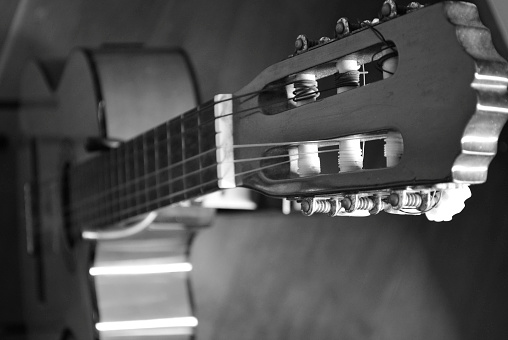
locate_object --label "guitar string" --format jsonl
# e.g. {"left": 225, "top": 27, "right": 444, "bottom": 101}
{"left": 58, "top": 80, "right": 373, "bottom": 227}
{"left": 27, "top": 82, "right": 324, "bottom": 232}
{"left": 70, "top": 145, "right": 341, "bottom": 211}
{"left": 68, "top": 67, "right": 387, "bottom": 217}
{"left": 37, "top": 74, "right": 382, "bottom": 229}
{"left": 27, "top": 34, "right": 399, "bottom": 232}
{"left": 65, "top": 80, "right": 345, "bottom": 210}
{"left": 74, "top": 145, "right": 343, "bottom": 212}
{"left": 67, "top": 144, "right": 350, "bottom": 233}
{"left": 33, "top": 37, "right": 384, "bottom": 193}
{"left": 69, "top": 146, "right": 344, "bottom": 227}
{"left": 30, "top": 85, "right": 392, "bottom": 225}
{"left": 66, "top": 86, "right": 322, "bottom": 209}
{"left": 79, "top": 152, "right": 320, "bottom": 228}
{"left": 42, "top": 25, "right": 395, "bottom": 188}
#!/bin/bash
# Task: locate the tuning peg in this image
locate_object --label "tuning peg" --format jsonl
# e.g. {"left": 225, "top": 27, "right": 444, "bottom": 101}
{"left": 381, "top": 0, "right": 423, "bottom": 19}
{"left": 335, "top": 18, "right": 363, "bottom": 39}
{"left": 300, "top": 195, "right": 386, "bottom": 217}
{"left": 425, "top": 186, "right": 471, "bottom": 222}
{"left": 294, "top": 35, "right": 331, "bottom": 53}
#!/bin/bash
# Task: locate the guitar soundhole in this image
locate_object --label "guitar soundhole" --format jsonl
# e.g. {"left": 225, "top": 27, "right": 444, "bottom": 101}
{"left": 259, "top": 42, "right": 398, "bottom": 115}
{"left": 261, "top": 131, "right": 403, "bottom": 180}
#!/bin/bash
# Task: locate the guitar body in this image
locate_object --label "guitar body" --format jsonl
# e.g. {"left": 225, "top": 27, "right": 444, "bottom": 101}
{"left": 18, "top": 48, "right": 203, "bottom": 340}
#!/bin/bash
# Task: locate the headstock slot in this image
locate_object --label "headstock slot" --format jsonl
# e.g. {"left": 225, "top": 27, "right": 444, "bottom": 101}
{"left": 259, "top": 130, "right": 403, "bottom": 182}
{"left": 258, "top": 41, "right": 396, "bottom": 116}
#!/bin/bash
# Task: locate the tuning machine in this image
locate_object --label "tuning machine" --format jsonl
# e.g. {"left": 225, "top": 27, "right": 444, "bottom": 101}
{"left": 294, "top": 34, "right": 331, "bottom": 54}
{"left": 297, "top": 185, "right": 471, "bottom": 222}
{"left": 380, "top": 0, "right": 424, "bottom": 20}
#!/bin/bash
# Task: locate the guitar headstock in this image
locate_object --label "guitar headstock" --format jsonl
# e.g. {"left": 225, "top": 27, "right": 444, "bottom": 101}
{"left": 220, "top": 1, "right": 508, "bottom": 220}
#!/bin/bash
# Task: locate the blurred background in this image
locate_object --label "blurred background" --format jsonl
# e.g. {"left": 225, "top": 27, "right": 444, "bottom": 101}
{"left": 0, "top": 0, "right": 508, "bottom": 339}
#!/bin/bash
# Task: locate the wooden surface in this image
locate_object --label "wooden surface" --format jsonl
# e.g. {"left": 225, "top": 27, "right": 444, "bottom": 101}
{"left": 1, "top": 0, "right": 508, "bottom": 339}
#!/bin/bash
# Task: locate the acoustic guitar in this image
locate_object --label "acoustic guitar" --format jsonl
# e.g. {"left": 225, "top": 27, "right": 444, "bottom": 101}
{"left": 18, "top": 1, "right": 508, "bottom": 339}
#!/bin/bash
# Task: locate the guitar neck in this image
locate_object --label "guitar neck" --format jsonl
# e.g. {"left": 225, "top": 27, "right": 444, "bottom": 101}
{"left": 67, "top": 98, "right": 222, "bottom": 229}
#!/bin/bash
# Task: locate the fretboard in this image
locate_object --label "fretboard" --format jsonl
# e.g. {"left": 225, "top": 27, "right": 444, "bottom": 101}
{"left": 68, "top": 100, "right": 220, "bottom": 230}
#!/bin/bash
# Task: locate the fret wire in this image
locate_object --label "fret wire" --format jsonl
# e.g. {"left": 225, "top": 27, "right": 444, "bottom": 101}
{"left": 145, "top": 128, "right": 157, "bottom": 211}
{"left": 170, "top": 116, "right": 184, "bottom": 202}
{"left": 109, "top": 149, "right": 116, "bottom": 226}
{"left": 117, "top": 144, "right": 124, "bottom": 222}
{"left": 123, "top": 138, "right": 129, "bottom": 217}
{"left": 182, "top": 110, "right": 202, "bottom": 198}
{"left": 130, "top": 143, "right": 137, "bottom": 210}
{"left": 162, "top": 120, "right": 171, "bottom": 208}
{"left": 199, "top": 107, "right": 218, "bottom": 191}
{"left": 142, "top": 133, "right": 149, "bottom": 210}
{"left": 113, "top": 148, "right": 120, "bottom": 225}
{"left": 180, "top": 115, "right": 186, "bottom": 197}
{"left": 132, "top": 138, "right": 140, "bottom": 214}
{"left": 98, "top": 155, "right": 104, "bottom": 225}
{"left": 198, "top": 107, "right": 203, "bottom": 194}
{"left": 108, "top": 146, "right": 115, "bottom": 226}
{"left": 154, "top": 126, "right": 161, "bottom": 209}
{"left": 134, "top": 135, "right": 145, "bottom": 213}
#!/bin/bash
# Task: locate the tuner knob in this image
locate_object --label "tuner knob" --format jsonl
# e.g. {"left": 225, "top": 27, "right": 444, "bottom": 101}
{"left": 407, "top": 2, "right": 424, "bottom": 13}
{"left": 381, "top": 0, "right": 398, "bottom": 19}
{"left": 335, "top": 21, "right": 345, "bottom": 36}
{"left": 425, "top": 186, "right": 471, "bottom": 222}
{"left": 294, "top": 34, "right": 322, "bottom": 53}
{"left": 381, "top": 2, "right": 392, "bottom": 17}
{"left": 335, "top": 18, "right": 362, "bottom": 39}
{"left": 381, "top": 0, "right": 423, "bottom": 19}
{"left": 300, "top": 197, "right": 330, "bottom": 216}
{"left": 295, "top": 38, "right": 304, "bottom": 50}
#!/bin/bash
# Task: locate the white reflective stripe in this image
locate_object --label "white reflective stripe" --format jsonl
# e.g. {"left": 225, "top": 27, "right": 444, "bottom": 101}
{"left": 97, "top": 327, "right": 194, "bottom": 337}
{"left": 461, "top": 135, "right": 498, "bottom": 144}
{"left": 474, "top": 73, "right": 508, "bottom": 83}
{"left": 214, "top": 94, "right": 236, "bottom": 188}
{"left": 451, "top": 165, "right": 489, "bottom": 173}
{"left": 471, "top": 83, "right": 507, "bottom": 91}
{"left": 476, "top": 103, "right": 508, "bottom": 114}
{"left": 81, "top": 211, "right": 158, "bottom": 240}
{"left": 89, "top": 262, "right": 192, "bottom": 276}
{"left": 96, "top": 317, "right": 198, "bottom": 331}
